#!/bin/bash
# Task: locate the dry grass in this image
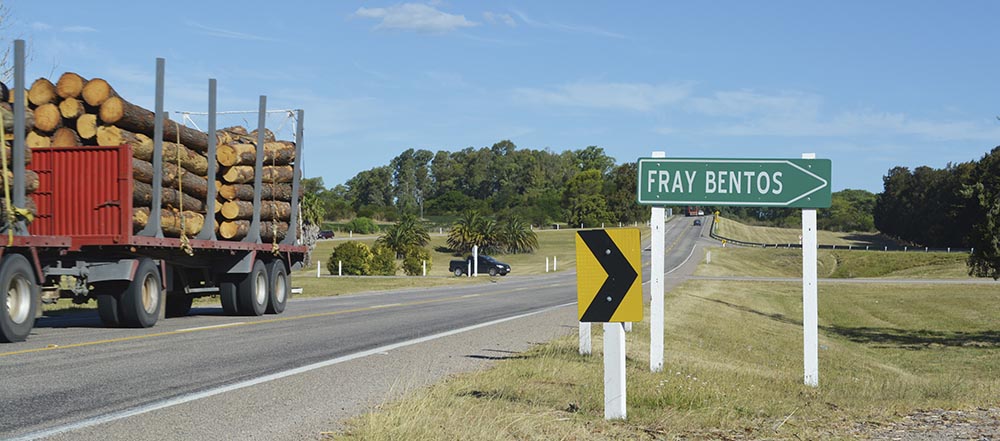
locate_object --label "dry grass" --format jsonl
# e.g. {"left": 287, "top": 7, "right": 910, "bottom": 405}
{"left": 334, "top": 261, "right": 999, "bottom": 440}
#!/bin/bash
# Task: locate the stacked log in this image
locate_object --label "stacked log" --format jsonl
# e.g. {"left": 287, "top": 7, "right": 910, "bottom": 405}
{"left": 3, "top": 75, "right": 299, "bottom": 241}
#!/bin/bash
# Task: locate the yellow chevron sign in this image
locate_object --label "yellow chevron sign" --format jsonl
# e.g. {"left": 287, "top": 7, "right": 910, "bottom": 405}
{"left": 576, "top": 228, "right": 642, "bottom": 322}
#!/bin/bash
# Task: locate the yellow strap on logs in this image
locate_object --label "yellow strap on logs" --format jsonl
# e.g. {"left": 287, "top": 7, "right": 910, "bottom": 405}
{"left": 175, "top": 121, "right": 193, "bottom": 256}
{"left": 0, "top": 111, "right": 34, "bottom": 246}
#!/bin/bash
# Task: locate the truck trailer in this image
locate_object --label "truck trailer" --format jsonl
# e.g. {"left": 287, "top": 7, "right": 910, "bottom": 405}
{"left": 0, "top": 40, "right": 307, "bottom": 342}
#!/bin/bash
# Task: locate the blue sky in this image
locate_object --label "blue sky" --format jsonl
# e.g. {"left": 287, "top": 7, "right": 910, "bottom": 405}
{"left": 6, "top": 1, "right": 999, "bottom": 193}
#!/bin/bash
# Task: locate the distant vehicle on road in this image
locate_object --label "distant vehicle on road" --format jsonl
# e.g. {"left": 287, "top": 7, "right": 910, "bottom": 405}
{"left": 450, "top": 255, "right": 511, "bottom": 277}
{"left": 694, "top": 219, "right": 702, "bottom": 226}
{"left": 318, "top": 230, "right": 335, "bottom": 239}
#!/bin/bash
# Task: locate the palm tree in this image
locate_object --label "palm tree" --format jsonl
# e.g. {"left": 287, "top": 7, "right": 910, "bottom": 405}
{"left": 446, "top": 210, "right": 485, "bottom": 254}
{"left": 499, "top": 216, "right": 538, "bottom": 254}
{"left": 377, "top": 214, "right": 430, "bottom": 258}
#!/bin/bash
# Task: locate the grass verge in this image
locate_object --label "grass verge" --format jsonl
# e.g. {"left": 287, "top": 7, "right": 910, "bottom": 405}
{"left": 696, "top": 247, "right": 974, "bottom": 279}
{"left": 334, "top": 274, "right": 998, "bottom": 439}
{"left": 714, "top": 217, "right": 894, "bottom": 247}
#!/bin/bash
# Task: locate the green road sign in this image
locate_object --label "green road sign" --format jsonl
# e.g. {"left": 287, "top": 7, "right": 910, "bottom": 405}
{"left": 637, "top": 158, "right": 832, "bottom": 208}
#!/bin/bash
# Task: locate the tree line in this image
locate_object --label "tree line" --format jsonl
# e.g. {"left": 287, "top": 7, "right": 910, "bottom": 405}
{"left": 304, "top": 141, "right": 645, "bottom": 228}
{"left": 873, "top": 146, "right": 1000, "bottom": 278}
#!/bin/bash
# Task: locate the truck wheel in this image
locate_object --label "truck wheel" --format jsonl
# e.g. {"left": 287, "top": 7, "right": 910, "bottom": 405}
{"left": 265, "top": 261, "right": 289, "bottom": 314}
{"left": 0, "top": 254, "right": 39, "bottom": 343}
{"left": 165, "top": 293, "right": 193, "bottom": 318}
{"left": 120, "top": 259, "right": 162, "bottom": 328}
{"left": 454, "top": 268, "right": 463, "bottom": 277}
{"left": 488, "top": 267, "right": 498, "bottom": 277}
{"left": 236, "top": 260, "right": 267, "bottom": 316}
{"left": 96, "top": 291, "right": 122, "bottom": 327}
{"left": 219, "top": 281, "right": 239, "bottom": 315}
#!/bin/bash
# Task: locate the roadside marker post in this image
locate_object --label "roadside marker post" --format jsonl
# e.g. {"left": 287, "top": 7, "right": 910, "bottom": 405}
{"left": 576, "top": 228, "right": 642, "bottom": 420}
{"left": 801, "top": 153, "right": 819, "bottom": 387}
{"left": 316, "top": 261, "right": 320, "bottom": 278}
{"left": 650, "top": 151, "right": 666, "bottom": 372}
{"left": 637, "top": 154, "right": 831, "bottom": 387}
{"left": 473, "top": 245, "right": 479, "bottom": 277}
{"left": 554, "top": 256, "right": 557, "bottom": 271}
{"left": 579, "top": 323, "right": 591, "bottom": 355}
{"left": 546, "top": 257, "right": 550, "bottom": 273}
{"left": 338, "top": 261, "right": 342, "bottom": 276}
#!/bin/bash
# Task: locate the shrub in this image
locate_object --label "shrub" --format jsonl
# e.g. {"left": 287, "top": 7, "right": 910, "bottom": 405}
{"left": 328, "top": 241, "right": 372, "bottom": 275}
{"left": 402, "top": 247, "right": 431, "bottom": 276}
{"left": 345, "top": 217, "right": 378, "bottom": 235}
{"left": 370, "top": 245, "right": 397, "bottom": 276}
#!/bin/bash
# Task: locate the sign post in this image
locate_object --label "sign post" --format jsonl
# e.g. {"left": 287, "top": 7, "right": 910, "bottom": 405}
{"left": 637, "top": 156, "right": 831, "bottom": 387}
{"left": 801, "top": 153, "right": 819, "bottom": 386}
{"left": 650, "top": 151, "right": 666, "bottom": 372}
{"left": 576, "top": 228, "right": 642, "bottom": 420}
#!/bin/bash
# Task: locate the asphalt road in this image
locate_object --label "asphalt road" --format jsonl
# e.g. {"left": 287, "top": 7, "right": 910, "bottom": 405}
{"left": 0, "top": 217, "right": 710, "bottom": 440}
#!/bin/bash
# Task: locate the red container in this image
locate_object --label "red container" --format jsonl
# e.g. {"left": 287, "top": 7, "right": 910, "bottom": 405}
{"left": 28, "top": 146, "right": 133, "bottom": 249}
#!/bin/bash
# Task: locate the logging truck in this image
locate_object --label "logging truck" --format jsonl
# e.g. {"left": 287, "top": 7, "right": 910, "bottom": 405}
{"left": 0, "top": 40, "right": 307, "bottom": 343}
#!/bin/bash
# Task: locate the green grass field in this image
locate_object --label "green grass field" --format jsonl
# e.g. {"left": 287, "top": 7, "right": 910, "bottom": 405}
{"left": 714, "top": 216, "right": 895, "bottom": 247}
{"left": 696, "top": 247, "right": 974, "bottom": 279}
{"left": 334, "top": 248, "right": 999, "bottom": 440}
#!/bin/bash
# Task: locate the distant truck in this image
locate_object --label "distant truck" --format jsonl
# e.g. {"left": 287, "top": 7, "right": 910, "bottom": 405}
{"left": 450, "top": 255, "right": 511, "bottom": 277}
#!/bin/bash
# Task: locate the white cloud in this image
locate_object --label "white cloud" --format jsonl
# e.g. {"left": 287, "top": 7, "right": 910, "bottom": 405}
{"left": 513, "top": 81, "right": 693, "bottom": 112}
{"left": 483, "top": 11, "right": 516, "bottom": 27}
{"left": 689, "top": 90, "right": 822, "bottom": 119}
{"left": 29, "top": 22, "right": 96, "bottom": 33}
{"left": 185, "top": 21, "right": 277, "bottom": 41}
{"left": 62, "top": 26, "right": 97, "bottom": 33}
{"left": 511, "top": 9, "right": 624, "bottom": 39}
{"left": 355, "top": 3, "right": 477, "bottom": 33}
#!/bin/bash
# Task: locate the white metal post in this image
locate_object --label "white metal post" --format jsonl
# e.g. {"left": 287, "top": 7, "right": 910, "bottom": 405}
{"left": 472, "top": 245, "right": 479, "bottom": 277}
{"left": 604, "top": 323, "right": 627, "bottom": 420}
{"left": 338, "top": 261, "right": 342, "bottom": 276}
{"left": 554, "top": 256, "right": 557, "bottom": 271}
{"left": 624, "top": 322, "right": 632, "bottom": 332}
{"left": 650, "top": 151, "right": 666, "bottom": 372}
{"left": 316, "top": 261, "right": 320, "bottom": 278}
{"left": 422, "top": 260, "right": 426, "bottom": 276}
{"left": 802, "top": 153, "right": 819, "bottom": 387}
{"left": 467, "top": 260, "right": 471, "bottom": 277}
{"left": 579, "top": 322, "right": 591, "bottom": 355}
{"left": 546, "top": 257, "right": 550, "bottom": 273}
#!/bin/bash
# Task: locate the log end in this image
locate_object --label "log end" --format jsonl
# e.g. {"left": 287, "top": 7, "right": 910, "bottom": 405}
{"left": 56, "top": 72, "right": 87, "bottom": 99}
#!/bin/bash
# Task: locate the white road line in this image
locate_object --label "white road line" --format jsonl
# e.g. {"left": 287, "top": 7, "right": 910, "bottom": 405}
{"left": 177, "top": 323, "right": 245, "bottom": 332}
{"left": 11, "top": 302, "right": 576, "bottom": 441}
{"left": 370, "top": 303, "right": 402, "bottom": 308}
{"left": 666, "top": 245, "right": 699, "bottom": 275}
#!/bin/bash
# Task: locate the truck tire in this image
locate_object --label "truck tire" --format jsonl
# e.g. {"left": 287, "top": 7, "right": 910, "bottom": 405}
{"left": 165, "top": 293, "right": 193, "bottom": 318}
{"left": 96, "top": 291, "right": 122, "bottom": 327}
{"left": 265, "top": 261, "right": 289, "bottom": 314}
{"left": 119, "top": 259, "right": 162, "bottom": 328}
{"left": 454, "top": 268, "right": 463, "bottom": 277}
{"left": 219, "top": 281, "right": 239, "bottom": 315}
{"left": 0, "top": 254, "right": 39, "bottom": 343}
{"left": 236, "top": 260, "right": 267, "bottom": 316}
{"left": 488, "top": 267, "right": 498, "bottom": 277}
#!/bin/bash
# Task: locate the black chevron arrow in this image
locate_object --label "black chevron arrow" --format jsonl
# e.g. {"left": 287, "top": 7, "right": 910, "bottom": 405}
{"left": 578, "top": 230, "right": 638, "bottom": 322}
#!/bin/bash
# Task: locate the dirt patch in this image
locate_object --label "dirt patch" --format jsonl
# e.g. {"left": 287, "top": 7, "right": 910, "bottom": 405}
{"left": 852, "top": 408, "right": 1000, "bottom": 440}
